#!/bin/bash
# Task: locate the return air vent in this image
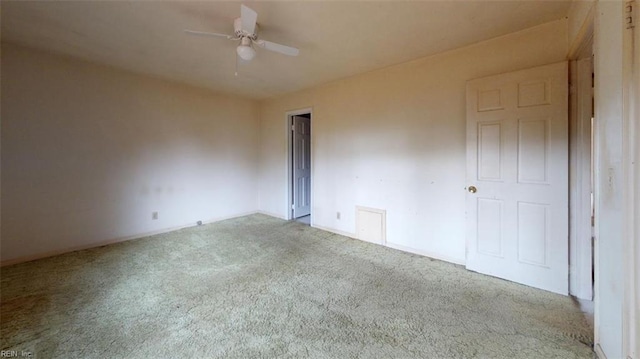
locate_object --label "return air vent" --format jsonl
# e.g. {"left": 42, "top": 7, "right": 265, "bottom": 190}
{"left": 356, "top": 206, "right": 386, "bottom": 245}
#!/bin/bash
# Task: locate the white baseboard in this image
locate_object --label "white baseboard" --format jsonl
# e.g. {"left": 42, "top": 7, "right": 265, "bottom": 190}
{"left": 311, "top": 224, "right": 358, "bottom": 239}
{"left": 311, "top": 223, "right": 466, "bottom": 266}
{"left": 575, "top": 298, "right": 594, "bottom": 314}
{"left": 257, "top": 210, "right": 287, "bottom": 220}
{"left": 594, "top": 344, "right": 607, "bottom": 359}
{"left": 6, "top": 210, "right": 467, "bottom": 270}
{"left": 1, "top": 211, "right": 259, "bottom": 267}
{"left": 384, "top": 242, "right": 466, "bottom": 266}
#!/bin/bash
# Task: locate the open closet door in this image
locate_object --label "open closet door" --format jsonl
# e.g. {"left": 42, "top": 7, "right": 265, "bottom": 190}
{"left": 292, "top": 115, "right": 311, "bottom": 218}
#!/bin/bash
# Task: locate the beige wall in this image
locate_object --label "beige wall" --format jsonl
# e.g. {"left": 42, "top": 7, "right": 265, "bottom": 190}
{"left": 1, "top": 43, "right": 260, "bottom": 263}
{"left": 259, "top": 19, "right": 568, "bottom": 264}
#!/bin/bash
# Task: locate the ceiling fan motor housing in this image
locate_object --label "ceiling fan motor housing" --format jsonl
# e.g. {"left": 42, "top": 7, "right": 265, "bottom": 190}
{"left": 234, "top": 18, "right": 258, "bottom": 39}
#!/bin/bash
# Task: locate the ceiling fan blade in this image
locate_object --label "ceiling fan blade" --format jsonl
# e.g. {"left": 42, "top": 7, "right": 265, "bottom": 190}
{"left": 240, "top": 4, "right": 258, "bottom": 35}
{"left": 184, "top": 30, "right": 234, "bottom": 39}
{"left": 255, "top": 40, "right": 299, "bottom": 56}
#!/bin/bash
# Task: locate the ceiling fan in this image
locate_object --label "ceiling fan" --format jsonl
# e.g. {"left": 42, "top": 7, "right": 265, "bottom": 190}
{"left": 184, "top": 4, "right": 299, "bottom": 65}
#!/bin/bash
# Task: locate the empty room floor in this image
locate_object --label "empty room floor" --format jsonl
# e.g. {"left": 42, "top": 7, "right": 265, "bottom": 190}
{"left": 1, "top": 214, "right": 593, "bottom": 358}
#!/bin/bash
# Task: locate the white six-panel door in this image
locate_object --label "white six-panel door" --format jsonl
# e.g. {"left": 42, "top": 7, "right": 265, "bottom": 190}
{"left": 465, "top": 62, "right": 569, "bottom": 294}
{"left": 292, "top": 115, "right": 311, "bottom": 218}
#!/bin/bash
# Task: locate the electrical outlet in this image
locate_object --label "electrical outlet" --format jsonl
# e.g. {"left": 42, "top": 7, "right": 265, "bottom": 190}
{"left": 337, "top": 212, "right": 341, "bottom": 220}
{"left": 152, "top": 211, "right": 158, "bottom": 220}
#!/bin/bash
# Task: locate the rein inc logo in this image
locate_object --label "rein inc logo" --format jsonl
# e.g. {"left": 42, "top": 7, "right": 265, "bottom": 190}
{"left": 1, "top": 351, "right": 33, "bottom": 358}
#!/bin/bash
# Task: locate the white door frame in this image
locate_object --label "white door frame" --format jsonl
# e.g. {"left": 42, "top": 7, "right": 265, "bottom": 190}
{"left": 630, "top": 33, "right": 639, "bottom": 358}
{"left": 568, "top": 21, "right": 594, "bottom": 301}
{"left": 286, "top": 107, "right": 313, "bottom": 221}
{"left": 622, "top": 0, "right": 638, "bottom": 355}
{"left": 592, "top": 1, "right": 635, "bottom": 357}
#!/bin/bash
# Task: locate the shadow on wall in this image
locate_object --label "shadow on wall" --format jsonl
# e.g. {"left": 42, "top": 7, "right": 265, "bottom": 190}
{"left": 0, "top": 43, "right": 260, "bottom": 263}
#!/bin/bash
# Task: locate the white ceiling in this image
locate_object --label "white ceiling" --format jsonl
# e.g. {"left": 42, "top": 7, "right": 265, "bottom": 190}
{"left": 1, "top": 1, "right": 572, "bottom": 100}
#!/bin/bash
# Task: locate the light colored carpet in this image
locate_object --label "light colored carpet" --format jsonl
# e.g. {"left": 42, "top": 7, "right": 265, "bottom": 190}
{"left": 1, "top": 214, "right": 593, "bottom": 358}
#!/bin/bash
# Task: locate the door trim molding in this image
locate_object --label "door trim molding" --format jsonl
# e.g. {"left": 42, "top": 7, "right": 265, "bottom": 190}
{"left": 592, "top": 2, "right": 633, "bottom": 356}
{"left": 622, "top": 2, "right": 638, "bottom": 355}
{"left": 568, "top": 10, "right": 594, "bottom": 301}
{"left": 594, "top": 344, "right": 608, "bottom": 359}
{"left": 285, "top": 107, "right": 313, "bottom": 221}
{"left": 568, "top": 56, "right": 594, "bottom": 301}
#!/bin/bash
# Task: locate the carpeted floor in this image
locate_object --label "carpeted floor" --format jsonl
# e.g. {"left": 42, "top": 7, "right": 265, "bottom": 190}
{"left": 1, "top": 214, "right": 593, "bottom": 358}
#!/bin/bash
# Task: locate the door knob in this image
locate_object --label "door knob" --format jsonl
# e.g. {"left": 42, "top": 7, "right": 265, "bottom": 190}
{"left": 468, "top": 186, "right": 477, "bottom": 193}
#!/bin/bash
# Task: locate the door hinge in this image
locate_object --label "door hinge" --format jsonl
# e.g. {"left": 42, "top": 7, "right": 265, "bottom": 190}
{"left": 291, "top": 204, "right": 295, "bottom": 210}
{"left": 291, "top": 124, "right": 295, "bottom": 131}
{"left": 626, "top": 1, "right": 635, "bottom": 29}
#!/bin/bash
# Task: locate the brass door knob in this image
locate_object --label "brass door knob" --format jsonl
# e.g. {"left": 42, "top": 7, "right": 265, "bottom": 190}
{"left": 468, "top": 186, "right": 477, "bottom": 193}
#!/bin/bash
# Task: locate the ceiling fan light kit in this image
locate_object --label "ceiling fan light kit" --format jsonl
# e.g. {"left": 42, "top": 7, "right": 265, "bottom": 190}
{"left": 236, "top": 38, "right": 256, "bottom": 61}
{"left": 185, "top": 4, "right": 299, "bottom": 69}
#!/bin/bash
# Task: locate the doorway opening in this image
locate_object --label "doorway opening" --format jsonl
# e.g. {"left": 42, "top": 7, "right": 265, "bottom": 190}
{"left": 287, "top": 109, "right": 312, "bottom": 225}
